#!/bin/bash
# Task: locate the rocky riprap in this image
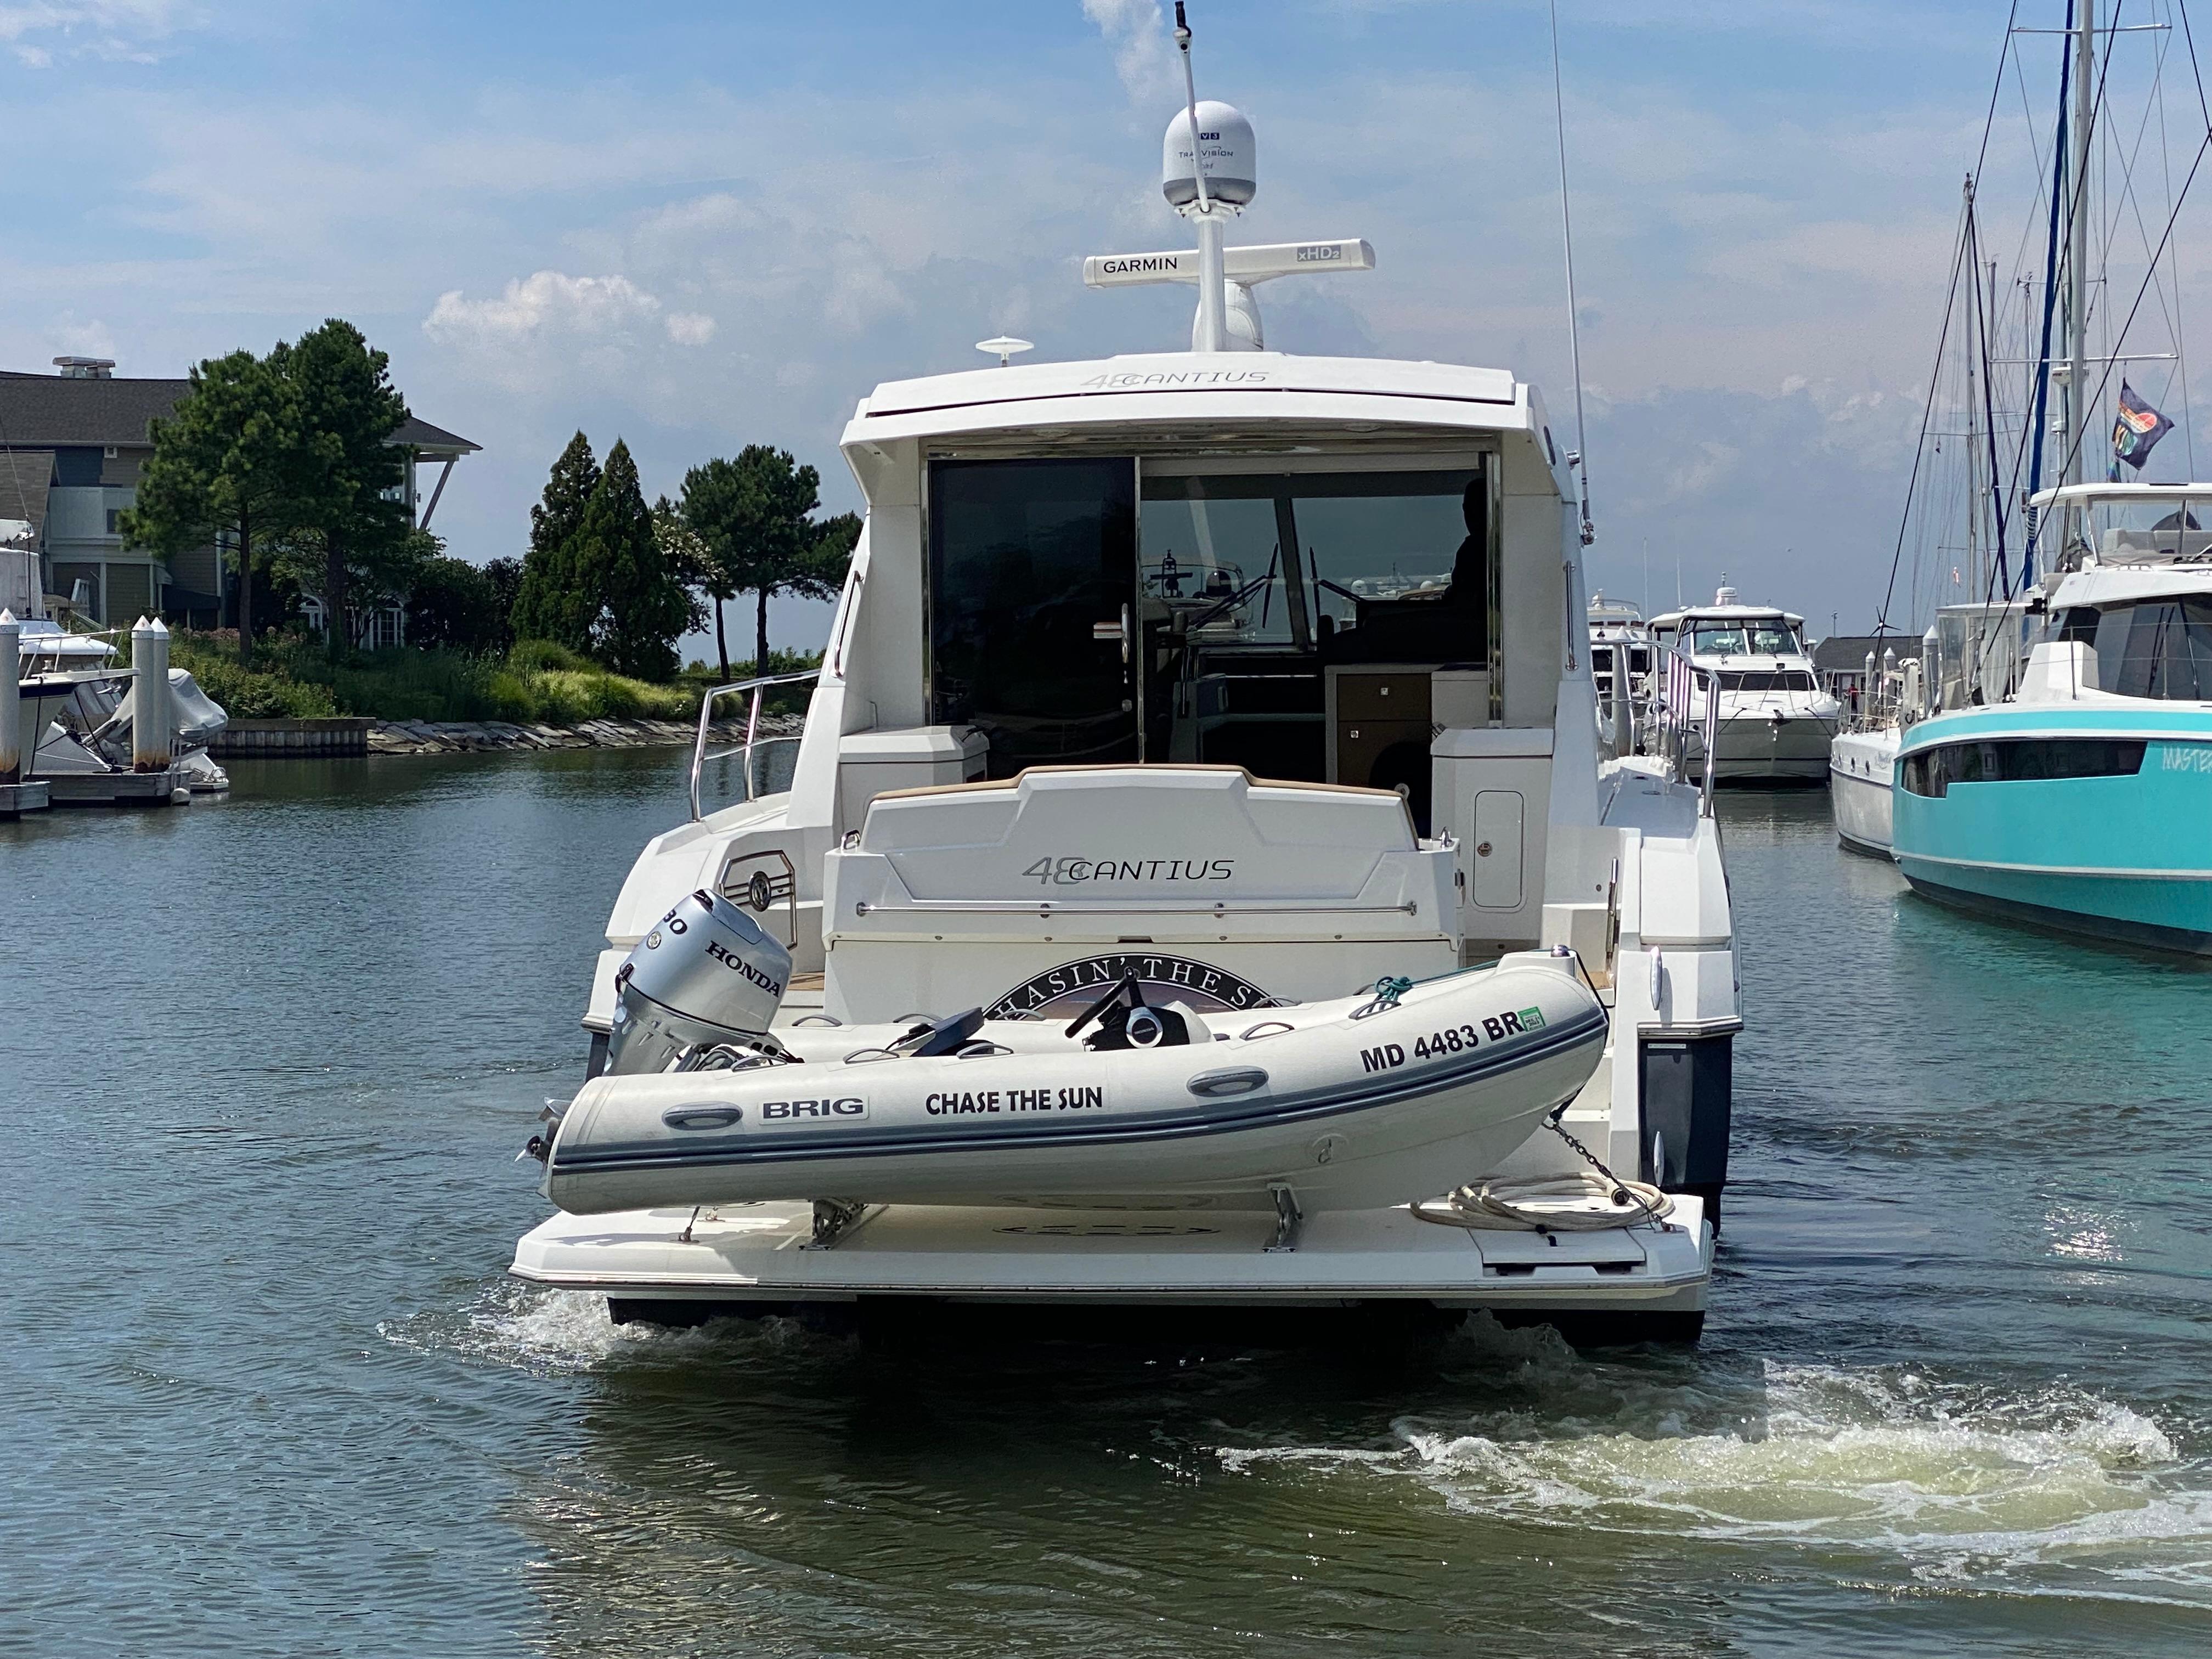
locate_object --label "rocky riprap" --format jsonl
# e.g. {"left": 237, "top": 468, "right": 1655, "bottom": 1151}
{"left": 365, "top": 714, "right": 804, "bottom": 755}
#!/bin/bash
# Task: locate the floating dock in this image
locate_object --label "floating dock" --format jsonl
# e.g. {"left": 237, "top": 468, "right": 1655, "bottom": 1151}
{"left": 43, "top": 764, "right": 187, "bottom": 806}
{"left": 0, "top": 779, "right": 48, "bottom": 819}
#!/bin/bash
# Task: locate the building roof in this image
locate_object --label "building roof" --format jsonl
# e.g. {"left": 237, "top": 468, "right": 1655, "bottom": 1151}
{"left": 1812, "top": 634, "right": 1896, "bottom": 672}
{"left": 0, "top": 448, "right": 53, "bottom": 541}
{"left": 0, "top": 369, "right": 478, "bottom": 454}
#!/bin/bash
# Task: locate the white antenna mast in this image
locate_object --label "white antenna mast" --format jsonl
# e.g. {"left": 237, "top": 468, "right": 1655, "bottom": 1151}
{"left": 1174, "top": 2, "right": 1227, "bottom": 353}
{"left": 1549, "top": 0, "right": 1594, "bottom": 546}
{"left": 1085, "top": 9, "right": 1369, "bottom": 348}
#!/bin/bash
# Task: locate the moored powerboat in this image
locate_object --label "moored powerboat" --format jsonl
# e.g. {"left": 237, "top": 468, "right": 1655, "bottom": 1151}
{"left": 15, "top": 617, "right": 230, "bottom": 794}
{"left": 1648, "top": 589, "right": 1841, "bottom": 782}
{"left": 1586, "top": 591, "right": 1650, "bottom": 756}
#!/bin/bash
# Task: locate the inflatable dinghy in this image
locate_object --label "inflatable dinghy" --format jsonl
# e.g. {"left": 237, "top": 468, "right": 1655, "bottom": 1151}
{"left": 540, "top": 892, "right": 1607, "bottom": 1215}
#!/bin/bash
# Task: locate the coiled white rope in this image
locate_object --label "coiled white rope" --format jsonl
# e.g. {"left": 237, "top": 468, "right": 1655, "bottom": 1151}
{"left": 1409, "top": 1170, "right": 1674, "bottom": 1232}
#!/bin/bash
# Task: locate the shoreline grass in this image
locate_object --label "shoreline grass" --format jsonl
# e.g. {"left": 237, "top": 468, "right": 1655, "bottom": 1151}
{"left": 162, "top": 630, "right": 712, "bottom": 725}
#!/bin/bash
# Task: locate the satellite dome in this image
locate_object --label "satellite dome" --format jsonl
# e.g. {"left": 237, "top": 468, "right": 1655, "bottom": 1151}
{"left": 1161, "top": 100, "right": 1256, "bottom": 208}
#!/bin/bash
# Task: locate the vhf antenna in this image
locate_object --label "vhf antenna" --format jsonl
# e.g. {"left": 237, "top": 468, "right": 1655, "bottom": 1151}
{"left": 1174, "top": 2, "right": 1227, "bottom": 352}
{"left": 1175, "top": 4, "right": 1210, "bottom": 215}
{"left": 1549, "top": 0, "right": 1594, "bottom": 547}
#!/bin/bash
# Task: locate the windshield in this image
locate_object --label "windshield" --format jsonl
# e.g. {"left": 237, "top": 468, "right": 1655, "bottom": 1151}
{"left": 2079, "top": 497, "right": 2212, "bottom": 563}
{"left": 1689, "top": 619, "right": 1802, "bottom": 656}
{"left": 1716, "top": 669, "right": 1816, "bottom": 692}
{"left": 2057, "top": 597, "right": 2212, "bottom": 699}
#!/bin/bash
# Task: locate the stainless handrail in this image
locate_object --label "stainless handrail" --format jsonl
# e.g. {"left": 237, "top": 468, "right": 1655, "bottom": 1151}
{"left": 1700, "top": 679, "right": 1720, "bottom": 815}
{"left": 689, "top": 669, "right": 821, "bottom": 821}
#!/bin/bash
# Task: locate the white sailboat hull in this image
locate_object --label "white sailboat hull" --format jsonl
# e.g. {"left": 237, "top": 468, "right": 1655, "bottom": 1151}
{"left": 1829, "top": 727, "right": 1899, "bottom": 855}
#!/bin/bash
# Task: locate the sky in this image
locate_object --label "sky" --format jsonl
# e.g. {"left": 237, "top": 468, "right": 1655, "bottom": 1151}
{"left": 4, "top": 0, "right": 2208, "bottom": 650}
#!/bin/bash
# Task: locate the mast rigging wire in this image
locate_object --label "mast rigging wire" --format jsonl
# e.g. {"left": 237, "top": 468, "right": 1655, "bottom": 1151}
{"left": 1875, "top": 5, "right": 2018, "bottom": 634}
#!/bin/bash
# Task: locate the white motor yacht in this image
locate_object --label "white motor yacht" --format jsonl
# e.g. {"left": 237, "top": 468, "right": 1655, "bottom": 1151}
{"left": 1586, "top": 591, "right": 1651, "bottom": 757}
{"left": 511, "top": 43, "right": 1740, "bottom": 1344}
{"left": 1648, "top": 589, "right": 1841, "bottom": 782}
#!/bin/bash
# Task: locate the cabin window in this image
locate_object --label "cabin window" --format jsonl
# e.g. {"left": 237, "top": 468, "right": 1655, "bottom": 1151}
{"left": 1714, "top": 669, "right": 1815, "bottom": 692}
{"left": 1900, "top": 737, "right": 2147, "bottom": 797}
{"left": 928, "top": 458, "right": 1138, "bottom": 778}
{"left": 2056, "top": 599, "right": 2212, "bottom": 700}
{"left": 1139, "top": 470, "right": 1485, "bottom": 662}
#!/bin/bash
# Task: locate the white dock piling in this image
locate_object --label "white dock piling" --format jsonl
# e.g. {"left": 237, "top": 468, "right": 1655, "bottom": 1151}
{"left": 0, "top": 608, "right": 19, "bottom": 784}
{"left": 131, "top": 615, "right": 172, "bottom": 773}
{"left": 0, "top": 608, "right": 46, "bottom": 816}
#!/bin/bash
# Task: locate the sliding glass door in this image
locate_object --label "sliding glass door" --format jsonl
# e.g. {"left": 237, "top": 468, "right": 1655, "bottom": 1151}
{"left": 928, "top": 458, "right": 1139, "bottom": 778}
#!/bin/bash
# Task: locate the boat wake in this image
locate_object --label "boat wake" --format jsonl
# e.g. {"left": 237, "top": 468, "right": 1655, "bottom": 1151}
{"left": 380, "top": 1282, "right": 843, "bottom": 1376}
{"left": 1219, "top": 1326, "right": 2212, "bottom": 1604}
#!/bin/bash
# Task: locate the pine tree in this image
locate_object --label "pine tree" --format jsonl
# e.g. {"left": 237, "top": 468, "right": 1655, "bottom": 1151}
{"left": 120, "top": 348, "right": 297, "bottom": 664}
{"left": 580, "top": 440, "right": 689, "bottom": 680}
{"left": 681, "top": 444, "right": 855, "bottom": 679}
{"left": 511, "top": 431, "right": 600, "bottom": 651}
{"left": 279, "top": 319, "right": 412, "bottom": 655}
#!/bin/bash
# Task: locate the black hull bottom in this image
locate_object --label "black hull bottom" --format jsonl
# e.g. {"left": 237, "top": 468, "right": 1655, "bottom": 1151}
{"left": 605, "top": 1295, "right": 1705, "bottom": 1351}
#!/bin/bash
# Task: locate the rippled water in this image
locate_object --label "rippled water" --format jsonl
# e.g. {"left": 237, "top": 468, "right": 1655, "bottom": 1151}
{"left": 4, "top": 755, "right": 2210, "bottom": 1656}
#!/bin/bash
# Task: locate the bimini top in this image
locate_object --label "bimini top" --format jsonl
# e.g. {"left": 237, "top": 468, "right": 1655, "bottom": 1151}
{"left": 840, "top": 350, "right": 1548, "bottom": 455}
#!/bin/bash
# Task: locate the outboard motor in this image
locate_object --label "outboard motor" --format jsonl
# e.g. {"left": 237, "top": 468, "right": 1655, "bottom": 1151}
{"left": 604, "top": 889, "right": 792, "bottom": 1076}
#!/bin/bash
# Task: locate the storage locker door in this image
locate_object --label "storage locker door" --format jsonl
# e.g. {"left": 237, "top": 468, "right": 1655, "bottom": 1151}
{"left": 1469, "top": 788, "right": 1523, "bottom": 909}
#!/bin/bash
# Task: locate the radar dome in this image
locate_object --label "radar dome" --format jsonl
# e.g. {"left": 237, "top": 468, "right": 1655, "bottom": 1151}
{"left": 1161, "top": 100, "right": 1256, "bottom": 208}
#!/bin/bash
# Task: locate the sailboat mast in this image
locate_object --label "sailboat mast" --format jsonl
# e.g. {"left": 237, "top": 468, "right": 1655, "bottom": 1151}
{"left": 2063, "top": 0, "right": 2095, "bottom": 496}
{"left": 1966, "top": 178, "right": 1983, "bottom": 599}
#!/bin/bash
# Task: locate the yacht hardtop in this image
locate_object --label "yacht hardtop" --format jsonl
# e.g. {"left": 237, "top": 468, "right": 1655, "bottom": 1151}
{"left": 515, "top": 38, "right": 1739, "bottom": 1339}
{"left": 1649, "top": 590, "right": 1809, "bottom": 662}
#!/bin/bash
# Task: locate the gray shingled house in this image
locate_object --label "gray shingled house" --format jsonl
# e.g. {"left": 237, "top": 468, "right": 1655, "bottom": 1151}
{"left": 0, "top": 356, "right": 478, "bottom": 637}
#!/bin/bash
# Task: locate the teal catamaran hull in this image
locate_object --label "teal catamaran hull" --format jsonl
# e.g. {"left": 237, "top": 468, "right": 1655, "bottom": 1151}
{"left": 1891, "top": 706, "right": 2212, "bottom": 953}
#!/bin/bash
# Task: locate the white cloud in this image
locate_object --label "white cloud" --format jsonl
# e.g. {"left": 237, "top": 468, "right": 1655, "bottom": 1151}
{"left": 0, "top": 0, "right": 194, "bottom": 63}
{"left": 423, "top": 271, "right": 663, "bottom": 342}
{"left": 1082, "top": 0, "right": 1177, "bottom": 105}
{"left": 52, "top": 311, "right": 114, "bottom": 358}
{"left": 664, "top": 311, "right": 715, "bottom": 346}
